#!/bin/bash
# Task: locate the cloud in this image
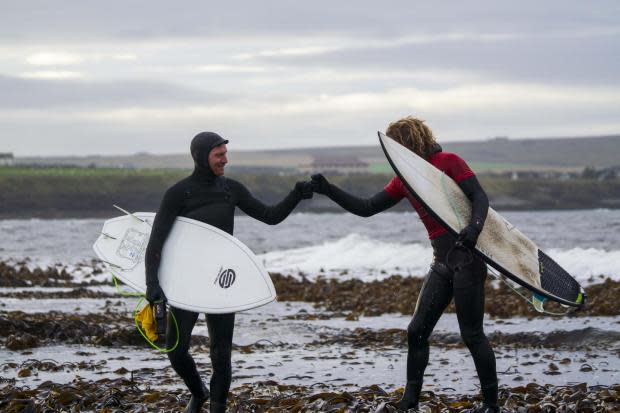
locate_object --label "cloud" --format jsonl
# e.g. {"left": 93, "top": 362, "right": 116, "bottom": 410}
{"left": 239, "top": 30, "right": 620, "bottom": 87}
{"left": 0, "top": 75, "right": 229, "bottom": 109}
{"left": 0, "top": 1, "right": 618, "bottom": 155}
{"left": 24, "top": 51, "right": 138, "bottom": 66}
{"left": 2, "top": 0, "right": 618, "bottom": 43}
{"left": 190, "top": 64, "right": 271, "bottom": 74}
{"left": 19, "top": 71, "right": 85, "bottom": 80}
{"left": 3, "top": 82, "right": 618, "bottom": 121}
{"left": 26, "top": 52, "right": 83, "bottom": 66}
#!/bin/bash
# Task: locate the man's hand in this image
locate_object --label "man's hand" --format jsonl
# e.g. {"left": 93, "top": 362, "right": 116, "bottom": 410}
{"left": 456, "top": 224, "right": 481, "bottom": 249}
{"left": 310, "top": 174, "right": 331, "bottom": 195}
{"left": 146, "top": 283, "right": 166, "bottom": 304}
{"left": 294, "top": 181, "right": 314, "bottom": 199}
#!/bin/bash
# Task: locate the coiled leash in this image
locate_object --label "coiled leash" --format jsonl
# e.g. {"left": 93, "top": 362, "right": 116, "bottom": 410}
{"left": 111, "top": 273, "right": 180, "bottom": 352}
{"left": 445, "top": 242, "right": 474, "bottom": 273}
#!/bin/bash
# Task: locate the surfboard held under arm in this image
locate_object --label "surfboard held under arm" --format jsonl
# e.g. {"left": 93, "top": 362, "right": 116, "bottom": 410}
{"left": 93, "top": 212, "right": 277, "bottom": 313}
{"left": 379, "top": 131, "right": 585, "bottom": 308}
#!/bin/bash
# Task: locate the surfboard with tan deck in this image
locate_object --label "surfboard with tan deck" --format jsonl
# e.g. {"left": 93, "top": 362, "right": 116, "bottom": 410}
{"left": 379, "top": 131, "right": 585, "bottom": 308}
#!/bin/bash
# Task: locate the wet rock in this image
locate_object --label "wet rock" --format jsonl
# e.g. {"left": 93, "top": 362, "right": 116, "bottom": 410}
{"left": 6, "top": 333, "right": 39, "bottom": 350}
{"left": 270, "top": 273, "right": 620, "bottom": 318}
{"left": 311, "top": 326, "right": 620, "bottom": 351}
{"left": 0, "top": 259, "right": 111, "bottom": 288}
{"left": 0, "top": 379, "right": 615, "bottom": 413}
{"left": 0, "top": 287, "right": 116, "bottom": 299}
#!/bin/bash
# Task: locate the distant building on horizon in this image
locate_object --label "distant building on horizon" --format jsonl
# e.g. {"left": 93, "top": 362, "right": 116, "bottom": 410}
{"left": 299, "top": 156, "right": 369, "bottom": 175}
{"left": 0, "top": 153, "right": 14, "bottom": 166}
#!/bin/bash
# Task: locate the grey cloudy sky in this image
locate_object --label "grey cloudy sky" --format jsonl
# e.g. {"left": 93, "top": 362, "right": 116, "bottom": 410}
{"left": 1, "top": 1, "right": 619, "bottom": 156}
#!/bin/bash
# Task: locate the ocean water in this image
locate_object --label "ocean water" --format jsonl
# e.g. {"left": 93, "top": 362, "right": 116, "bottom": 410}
{"left": 0, "top": 209, "right": 619, "bottom": 281}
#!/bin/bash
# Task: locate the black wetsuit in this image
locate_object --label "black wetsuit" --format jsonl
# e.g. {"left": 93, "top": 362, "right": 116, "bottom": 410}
{"left": 316, "top": 173, "right": 498, "bottom": 408}
{"left": 145, "top": 132, "right": 308, "bottom": 407}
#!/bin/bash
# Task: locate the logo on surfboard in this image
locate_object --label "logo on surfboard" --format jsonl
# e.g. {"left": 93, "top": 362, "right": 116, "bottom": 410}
{"left": 214, "top": 266, "right": 236, "bottom": 289}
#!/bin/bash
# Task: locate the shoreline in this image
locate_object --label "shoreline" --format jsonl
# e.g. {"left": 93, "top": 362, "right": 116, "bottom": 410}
{"left": 2, "top": 170, "right": 619, "bottom": 219}
{"left": 1, "top": 204, "right": 620, "bottom": 220}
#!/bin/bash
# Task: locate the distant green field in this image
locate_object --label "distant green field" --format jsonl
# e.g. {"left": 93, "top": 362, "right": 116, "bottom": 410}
{"left": 1, "top": 166, "right": 619, "bottom": 218}
{"left": 0, "top": 166, "right": 188, "bottom": 177}
{"left": 467, "top": 162, "right": 543, "bottom": 172}
{"left": 368, "top": 163, "right": 393, "bottom": 174}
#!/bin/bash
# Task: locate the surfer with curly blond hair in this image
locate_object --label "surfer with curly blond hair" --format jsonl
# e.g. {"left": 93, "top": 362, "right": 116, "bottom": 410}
{"left": 311, "top": 117, "right": 499, "bottom": 413}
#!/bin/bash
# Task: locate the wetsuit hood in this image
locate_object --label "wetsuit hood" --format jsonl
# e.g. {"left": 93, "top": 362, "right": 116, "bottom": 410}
{"left": 190, "top": 131, "right": 229, "bottom": 180}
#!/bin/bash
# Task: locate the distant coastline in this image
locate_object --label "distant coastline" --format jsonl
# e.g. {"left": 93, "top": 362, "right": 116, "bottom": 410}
{"left": 1, "top": 168, "right": 619, "bottom": 218}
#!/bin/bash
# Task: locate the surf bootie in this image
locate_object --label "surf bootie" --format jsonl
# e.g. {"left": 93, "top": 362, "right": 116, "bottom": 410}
{"left": 396, "top": 380, "right": 422, "bottom": 411}
{"left": 209, "top": 401, "right": 226, "bottom": 413}
{"left": 481, "top": 381, "right": 499, "bottom": 407}
{"left": 183, "top": 384, "right": 209, "bottom": 413}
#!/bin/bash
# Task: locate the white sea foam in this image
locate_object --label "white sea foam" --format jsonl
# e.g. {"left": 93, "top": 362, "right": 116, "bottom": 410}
{"left": 260, "top": 233, "right": 433, "bottom": 281}
{"left": 260, "top": 234, "right": 620, "bottom": 283}
{"left": 547, "top": 247, "right": 620, "bottom": 283}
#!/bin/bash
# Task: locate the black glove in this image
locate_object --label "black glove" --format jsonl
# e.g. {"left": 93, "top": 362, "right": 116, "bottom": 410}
{"left": 146, "top": 282, "right": 166, "bottom": 304}
{"left": 294, "top": 181, "right": 314, "bottom": 199}
{"left": 310, "top": 174, "right": 331, "bottom": 195}
{"left": 456, "top": 224, "right": 481, "bottom": 249}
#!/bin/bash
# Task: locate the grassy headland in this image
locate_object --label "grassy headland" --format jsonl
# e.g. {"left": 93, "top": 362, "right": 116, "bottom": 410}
{"left": 1, "top": 167, "right": 619, "bottom": 218}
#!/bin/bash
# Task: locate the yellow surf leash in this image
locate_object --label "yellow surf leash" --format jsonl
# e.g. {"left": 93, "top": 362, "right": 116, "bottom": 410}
{"left": 111, "top": 273, "right": 180, "bottom": 352}
{"left": 132, "top": 296, "right": 180, "bottom": 353}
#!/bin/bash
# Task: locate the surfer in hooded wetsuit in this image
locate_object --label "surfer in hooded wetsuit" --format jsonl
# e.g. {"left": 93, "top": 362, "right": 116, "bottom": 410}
{"left": 310, "top": 117, "right": 499, "bottom": 413}
{"left": 145, "top": 131, "right": 313, "bottom": 413}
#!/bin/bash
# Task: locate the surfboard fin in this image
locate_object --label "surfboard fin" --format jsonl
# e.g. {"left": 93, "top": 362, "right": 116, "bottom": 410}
{"left": 100, "top": 259, "right": 123, "bottom": 270}
{"left": 101, "top": 232, "right": 117, "bottom": 240}
{"left": 113, "top": 204, "right": 150, "bottom": 225}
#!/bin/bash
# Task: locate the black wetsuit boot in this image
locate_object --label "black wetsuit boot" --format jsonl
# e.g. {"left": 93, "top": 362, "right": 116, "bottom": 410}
{"left": 183, "top": 382, "right": 209, "bottom": 413}
{"left": 210, "top": 401, "right": 226, "bottom": 413}
{"left": 467, "top": 381, "right": 500, "bottom": 413}
{"left": 397, "top": 380, "right": 422, "bottom": 410}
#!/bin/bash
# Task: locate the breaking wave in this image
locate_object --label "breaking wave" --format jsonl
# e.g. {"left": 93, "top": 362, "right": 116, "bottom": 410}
{"left": 260, "top": 234, "right": 620, "bottom": 283}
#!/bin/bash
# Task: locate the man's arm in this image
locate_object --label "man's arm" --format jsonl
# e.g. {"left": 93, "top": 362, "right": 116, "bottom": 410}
{"left": 311, "top": 174, "right": 399, "bottom": 217}
{"left": 144, "top": 186, "right": 183, "bottom": 302}
{"left": 234, "top": 179, "right": 312, "bottom": 225}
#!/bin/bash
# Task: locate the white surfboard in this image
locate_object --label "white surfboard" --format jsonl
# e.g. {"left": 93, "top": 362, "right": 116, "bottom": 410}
{"left": 93, "top": 212, "right": 277, "bottom": 313}
{"left": 379, "top": 132, "right": 585, "bottom": 308}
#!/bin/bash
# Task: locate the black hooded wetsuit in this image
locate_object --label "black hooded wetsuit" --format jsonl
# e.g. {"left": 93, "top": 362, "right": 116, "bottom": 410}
{"left": 144, "top": 132, "right": 307, "bottom": 405}
{"left": 316, "top": 148, "right": 498, "bottom": 408}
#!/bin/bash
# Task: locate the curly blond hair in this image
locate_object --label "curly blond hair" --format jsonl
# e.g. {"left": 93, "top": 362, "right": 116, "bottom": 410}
{"left": 386, "top": 116, "right": 437, "bottom": 158}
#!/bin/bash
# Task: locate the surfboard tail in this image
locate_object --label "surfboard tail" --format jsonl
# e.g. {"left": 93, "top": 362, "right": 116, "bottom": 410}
{"left": 538, "top": 249, "right": 585, "bottom": 307}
